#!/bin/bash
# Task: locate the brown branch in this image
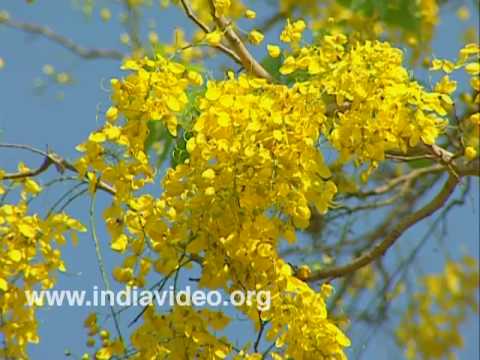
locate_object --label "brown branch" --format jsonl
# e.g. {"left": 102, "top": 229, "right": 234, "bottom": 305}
{"left": 179, "top": 0, "right": 242, "bottom": 65}
{"left": 425, "top": 143, "right": 455, "bottom": 163}
{"left": 0, "top": 143, "right": 116, "bottom": 195}
{"left": 253, "top": 313, "right": 267, "bottom": 353}
{"left": 354, "top": 144, "right": 478, "bottom": 198}
{"left": 458, "top": 157, "right": 480, "bottom": 176}
{"left": 308, "top": 173, "right": 459, "bottom": 281}
{"left": 1, "top": 155, "right": 53, "bottom": 180}
{"left": 0, "top": 17, "right": 124, "bottom": 60}
{"left": 179, "top": 0, "right": 211, "bottom": 33}
{"left": 206, "top": 0, "right": 273, "bottom": 81}
{"left": 416, "top": 143, "right": 479, "bottom": 176}
{"left": 355, "top": 164, "right": 444, "bottom": 197}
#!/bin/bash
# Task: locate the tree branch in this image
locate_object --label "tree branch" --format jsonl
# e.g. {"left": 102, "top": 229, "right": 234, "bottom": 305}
{"left": 354, "top": 164, "right": 444, "bottom": 197}
{"left": 206, "top": 0, "right": 273, "bottom": 81}
{"left": 0, "top": 17, "right": 124, "bottom": 60}
{"left": 179, "top": 0, "right": 242, "bottom": 65}
{"left": 179, "top": 0, "right": 211, "bottom": 33}
{"left": 0, "top": 143, "right": 116, "bottom": 195}
{"left": 308, "top": 173, "right": 459, "bottom": 281}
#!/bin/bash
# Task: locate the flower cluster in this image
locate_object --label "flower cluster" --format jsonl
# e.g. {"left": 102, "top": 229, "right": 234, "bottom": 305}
{"left": 431, "top": 43, "right": 480, "bottom": 160}
{"left": 0, "top": 171, "right": 86, "bottom": 358}
{"left": 94, "top": 57, "right": 347, "bottom": 356}
{"left": 75, "top": 55, "right": 203, "bottom": 203}
{"left": 1, "top": 1, "right": 477, "bottom": 358}
{"left": 279, "top": 35, "right": 449, "bottom": 170}
{"left": 130, "top": 306, "right": 231, "bottom": 359}
{"left": 396, "top": 256, "right": 479, "bottom": 359}
{"left": 277, "top": 0, "right": 440, "bottom": 57}
{"left": 280, "top": 19, "right": 306, "bottom": 44}
{"left": 83, "top": 312, "right": 125, "bottom": 360}
{"left": 79, "top": 22, "right": 467, "bottom": 355}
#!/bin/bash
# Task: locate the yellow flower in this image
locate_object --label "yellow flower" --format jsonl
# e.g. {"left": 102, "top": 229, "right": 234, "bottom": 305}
{"left": 245, "top": 9, "right": 256, "bottom": 19}
{"left": 248, "top": 30, "right": 264, "bottom": 45}
{"left": 205, "top": 187, "right": 216, "bottom": 196}
{"left": 279, "top": 56, "right": 296, "bottom": 75}
{"left": 267, "top": 44, "right": 281, "bottom": 58}
{"left": 100, "top": 7, "right": 111, "bottom": 22}
{"left": 8, "top": 249, "right": 22, "bottom": 262}
{"left": 24, "top": 178, "right": 42, "bottom": 195}
{"left": 202, "top": 168, "right": 216, "bottom": 180}
{"left": 465, "top": 62, "right": 480, "bottom": 75}
{"left": 105, "top": 106, "right": 118, "bottom": 122}
{"left": 280, "top": 19, "right": 306, "bottom": 43}
{"left": 213, "top": 0, "right": 231, "bottom": 16}
{"left": 434, "top": 75, "right": 457, "bottom": 94}
{"left": 111, "top": 234, "right": 128, "bottom": 252}
{"left": 205, "top": 82, "right": 222, "bottom": 100}
{"left": 465, "top": 146, "right": 477, "bottom": 160}
{"left": 456, "top": 6, "right": 470, "bottom": 21}
{"left": 469, "top": 113, "right": 479, "bottom": 125}
{"left": 0, "top": 277, "right": 8, "bottom": 291}
{"left": 148, "top": 31, "right": 159, "bottom": 44}
{"left": 296, "top": 265, "right": 312, "bottom": 280}
{"left": 206, "top": 30, "right": 223, "bottom": 46}
{"left": 120, "top": 33, "right": 130, "bottom": 45}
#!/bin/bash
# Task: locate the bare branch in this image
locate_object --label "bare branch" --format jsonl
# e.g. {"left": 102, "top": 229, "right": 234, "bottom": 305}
{"left": 355, "top": 164, "right": 444, "bottom": 197}
{"left": 0, "top": 143, "right": 116, "bottom": 195}
{"left": 1, "top": 155, "right": 53, "bottom": 180}
{"left": 308, "top": 174, "right": 459, "bottom": 281}
{"left": 458, "top": 157, "right": 480, "bottom": 176}
{"left": 0, "top": 17, "right": 124, "bottom": 60}
{"left": 253, "top": 313, "right": 267, "bottom": 353}
{"left": 351, "top": 144, "right": 478, "bottom": 198}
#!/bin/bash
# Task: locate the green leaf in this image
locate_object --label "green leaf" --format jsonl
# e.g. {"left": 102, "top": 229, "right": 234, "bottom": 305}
{"left": 144, "top": 121, "right": 175, "bottom": 169}
{"left": 171, "top": 129, "right": 193, "bottom": 168}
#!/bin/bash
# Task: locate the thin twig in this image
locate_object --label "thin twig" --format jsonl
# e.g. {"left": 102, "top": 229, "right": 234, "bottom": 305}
{"left": 127, "top": 256, "right": 190, "bottom": 327}
{"left": 46, "top": 182, "right": 86, "bottom": 217}
{"left": 89, "top": 191, "right": 125, "bottom": 347}
{"left": 253, "top": 313, "right": 267, "bottom": 353}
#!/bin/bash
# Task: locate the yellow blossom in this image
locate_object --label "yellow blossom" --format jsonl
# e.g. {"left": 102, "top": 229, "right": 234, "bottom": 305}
{"left": 267, "top": 44, "right": 281, "bottom": 58}
{"left": 245, "top": 9, "right": 256, "bottom": 19}
{"left": 248, "top": 30, "right": 264, "bottom": 45}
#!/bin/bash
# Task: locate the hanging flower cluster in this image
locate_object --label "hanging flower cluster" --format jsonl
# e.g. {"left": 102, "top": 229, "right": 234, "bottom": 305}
{"left": 0, "top": 169, "right": 86, "bottom": 359}
{"left": 396, "top": 256, "right": 479, "bottom": 359}
{"left": 279, "top": 35, "right": 450, "bottom": 169}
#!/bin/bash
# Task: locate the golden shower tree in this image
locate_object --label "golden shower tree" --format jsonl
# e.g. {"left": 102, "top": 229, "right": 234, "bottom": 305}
{"left": 0, "top": 0, "right": 479, "bottom": 359}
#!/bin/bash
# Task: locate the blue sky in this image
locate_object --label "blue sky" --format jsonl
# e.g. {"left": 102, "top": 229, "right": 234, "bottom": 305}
{"left": 0, "top": 1, "right": 478, "bottom": 359}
